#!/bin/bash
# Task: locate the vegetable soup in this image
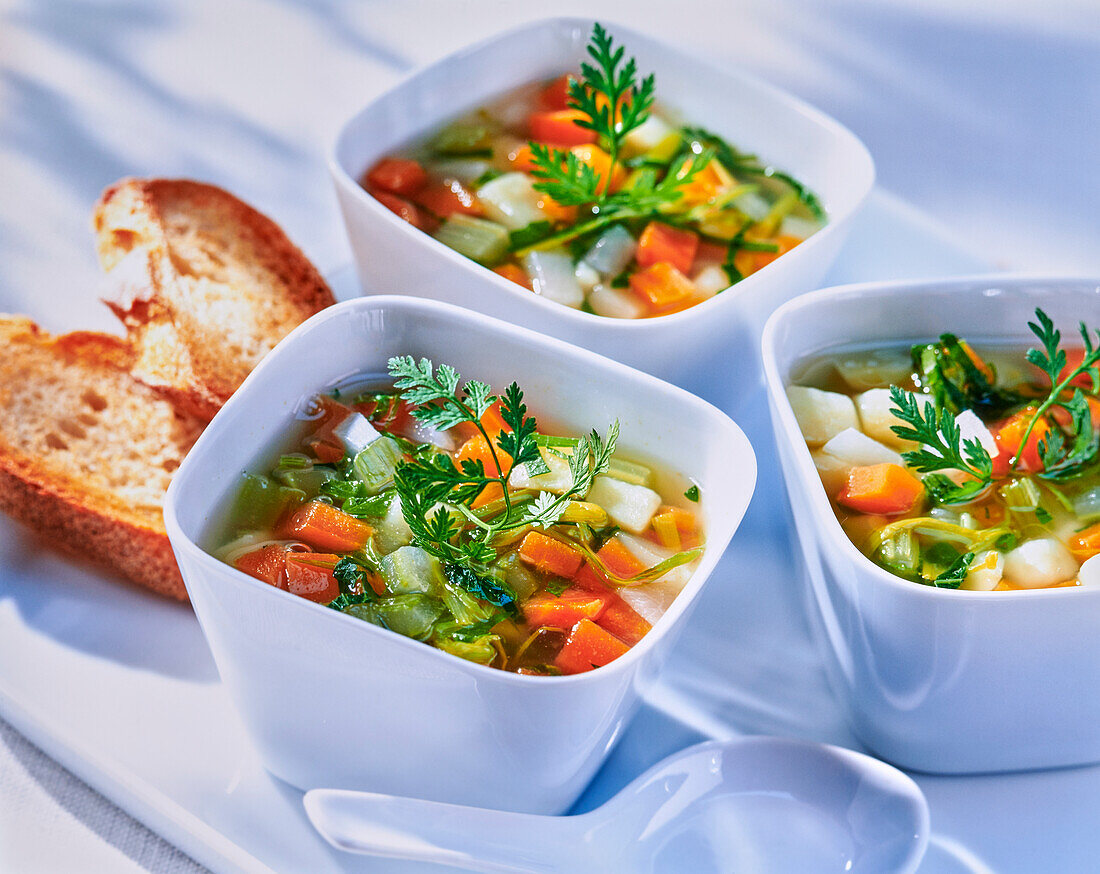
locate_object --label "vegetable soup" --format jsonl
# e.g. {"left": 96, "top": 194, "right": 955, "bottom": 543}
{"left": 788, "top": 309, "right": 1100, "bottom": 591}
{"left": 215, "top": 357, "right": 704, "bottom": 674}
{"left": 360, "top": 24, "right": 824, "bottom": 318}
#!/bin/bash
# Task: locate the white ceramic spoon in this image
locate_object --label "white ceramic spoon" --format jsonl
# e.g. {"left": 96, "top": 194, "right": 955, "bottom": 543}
{"left": 303, "top": 736, "right": 930, "bottom": 874}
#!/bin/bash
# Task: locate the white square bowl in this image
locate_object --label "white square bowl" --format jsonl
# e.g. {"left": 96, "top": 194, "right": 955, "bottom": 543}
{"left": 762, "top": 275, "right": 1100, "bottom": 773}
{"left": 163, "top": 295, "right": 756, "bottom": 813}
{"left": 329, "top": 17, "right": 874, "bottom": 406}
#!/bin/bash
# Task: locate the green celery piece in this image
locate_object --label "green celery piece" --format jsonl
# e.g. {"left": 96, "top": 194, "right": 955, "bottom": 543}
{"left": 604, "top": 456, "right": 653, "bottom": 487}
{"left": 353, "top": 436, "right": 403, "bottom": 494}
{"left": 431, "top": 122, "right": 493, "bottom": 156}
{"left": 272, "top": 465, "right": 337, "bottom": 497}
{"left": 371, "top": 594, "right": 446, "bottom": 640}
{"left": 434, "top": 634, "right": 498, "bottom": 665}
{"left": 232, "top": 473, "right": 304, "bottom": 531}
{"left": 379, "top": 546, "right": 437, "bottom": 595}
{"left": 433, "top": 215, "right": 510, "bottom": 266}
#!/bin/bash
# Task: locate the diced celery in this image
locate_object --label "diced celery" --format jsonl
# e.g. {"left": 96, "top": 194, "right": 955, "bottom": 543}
{"left": 876, "top": 530, "right": 921, "bottom": 578}
{"left": 559, "top": 501, "right": 609, "bottom": 526}
{"left": 755, "top": 190, "right": 800, "bottom": 237}
{"left": 582, "top": 225, "right": 636, "bottom": 277}
{"left": 998, "top": 478, "right": 1042, "bottom": 513}
{"left": 373, "top": 494, "right": 414, "bottom": 555}
{"left": 371, "top": 594, "right": 446, "bottom": 640}
{"left": 434, "top": 635, "right": 498, "bottom": 664}
{"left": 496, "top": 552, "right": 540, "bottom": 601}
{"left": 353, "top": 435, "right": 403, "bottom": 494}
{"left": 586, "top": 476, "right": 661, "bottom": 533}
{"left": 232, "top": 473, "right": 304, "bottom": 531}
{"left": 733, "top": 191, "right": 771, "bottom": 221}
{"left": 433, "top": 215, "right": 510, "bottom": 267}
{"left": 430, "top": 157, "right": 492, "bottom": 185}
{"left": 476, "top": 172, "right": 546, "bottom": 230}
{"left": 642, "top": 129, "right": 683, "bottom": 164}
{"left": 522, "top": 249, "right": 584, "bottom": 308}
{"left": 272, "top": 465, "right": 337, "bottom": 497}
{"left": 431, "top": 122, "right": 493, "bottom": 155}
{"left": 605, "top": 457, "right": 654, "bottom": 487}
{"left": 435, "top": 566, "right": 492, "bottom": 627}
{"left": 1074, "top": 487, "right": 1100, "bottom": 522}
{"left": 379, "top": 546, "right": 437, "bottom": 595}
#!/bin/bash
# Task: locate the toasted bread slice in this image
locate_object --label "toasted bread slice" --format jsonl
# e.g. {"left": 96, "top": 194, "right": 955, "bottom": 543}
{"left": 0, "top": 317, "right": 204, "bottom": 600}
{"left": 93, "top": 179, "right": 335, "bottom": 420}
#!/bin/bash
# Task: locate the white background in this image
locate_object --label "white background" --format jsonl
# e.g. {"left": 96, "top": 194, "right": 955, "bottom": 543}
{"left": 1, "top": 0, "right": 1098, "bottom": 870}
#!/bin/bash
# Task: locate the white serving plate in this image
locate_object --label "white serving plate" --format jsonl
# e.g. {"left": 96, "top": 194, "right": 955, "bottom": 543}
{"left": 2, "top": 190, "right": 1098, "bottom": 874}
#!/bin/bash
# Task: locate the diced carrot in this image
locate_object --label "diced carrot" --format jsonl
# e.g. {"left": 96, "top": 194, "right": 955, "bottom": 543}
{"left": 555, "top": 619, "right": 630, "bottom": 674}
{"left": 959, "top": 341, "right": 995, "bottom": 384}
{"left": 991, "top": 409, "right": 1050, "bottom": 476}
{"left": 596, "top": 596, "right": 651, "bottom": 646}
{"left": 675, "top": 158, "right": 729, "bottom": 205}
{"left": 493, "top": 263, "right": 530, "bottom": 287}
{"left": 1069, "top": 523, "right": 1100, "bottom": 563}
{"left": 539, "top": 74, "right": 577, "bottom": 110}
{"left": 529, "top": 109, "right": 596, "bottom": 147}
{"left": 456, "top": 433, "right": 511, "bottom": 476}
{"left": 732, "top": 234, "right": 801, "bottom": 277}
{"left": 523, "top": 586, "right": 610, "bottom": 629}
{"left": 695, "top": 240, "right": 727, "bottom": 265}
{"left": 280, "top": 501, "right": 373, "bottom": 553}
{"left": 236, "top": 545, "right": 288, "bottom": 587}
{"left": 629, "top": 261, "right": 698, "bottom": 311}
{"left": 519, "top": 531, "right": 584, "bottom": 578}
{"left": 1031, "top": 347, "right": 1093, "bottom": 390}
{"left": 595, "top": 537, "right": 647, "bottom": 580}
{"left": 371, "top": 190, "right": 434, "bottom": 232}
{"left": 507, "top": 143, "right": 539, "bottom": 173}
{"left": 284, "top": 553, "right": 341, "bottom": 603}
{"left": 534, "top": 192, "right": 577, "bottom": 224}
{"left": 1051, "top": 395, "right": 1100, "bottom": 430}
{"left": 303, "top": 397, "right": 355, "bottom": 463}
{"left": 569, "top": 144, "right": 625, "bottom": 194}
{"left": 836, "top": 464, "right": 924, "bottom": 515}
{"left": 414, "top": 179, "right": 483, "bottom": 218}
{"left": 454, "top": 402, "right": 512, "bottom": 443}
{"left": 365, "top": 158, "right": 428, "bottom": 196}
{"left": 636, "top": 222, "right": 699, "bottom": 275}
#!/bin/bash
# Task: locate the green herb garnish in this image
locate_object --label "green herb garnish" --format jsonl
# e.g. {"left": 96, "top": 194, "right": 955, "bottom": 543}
{"left": 889, "top": 386, "right": 993, "bottom": 504}
{"left": 931, "top": 551, "right": 974, "bottom": 589}
{"left": 684, "top": 484, "right": 700, "bottom": 502}
{"left": 387, "top": 357, "right": 618, "bottom": 575}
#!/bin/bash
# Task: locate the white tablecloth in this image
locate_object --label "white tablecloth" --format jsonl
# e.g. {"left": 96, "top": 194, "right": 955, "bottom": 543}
{"left": 1, "top": 1, "right": 1098, "bottom": 870}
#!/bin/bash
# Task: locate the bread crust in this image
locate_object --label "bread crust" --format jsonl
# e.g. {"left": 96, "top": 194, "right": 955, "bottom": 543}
{"left": 93, "top": 178, "right": 336, "bottom": 420}
{"left": 0, "top": 317, "right": 200, "bottom": 601}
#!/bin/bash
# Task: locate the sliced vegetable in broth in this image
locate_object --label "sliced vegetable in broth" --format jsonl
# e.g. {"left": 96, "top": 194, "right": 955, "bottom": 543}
{"left": 359, "top": 24, "right": 824, "bottom": 319}
{"left": 214, "top": 358, "right": 705, "bottom": 673}
{"left": 788, "top": 308, "right": 1100, "bottom": 591}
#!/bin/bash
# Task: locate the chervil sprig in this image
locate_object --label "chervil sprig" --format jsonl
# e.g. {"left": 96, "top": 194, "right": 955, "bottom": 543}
{"left": 889, "top": 386, "right": 993, "bottom": 504}
{"left": 1017, "top": 308, "right": 1100, "bottom": 476}
{"left": 386, "top": 358, "right": 619, "bottom": 576}
{"left": 524, "top": 23, "right": 708, "bottom": 227}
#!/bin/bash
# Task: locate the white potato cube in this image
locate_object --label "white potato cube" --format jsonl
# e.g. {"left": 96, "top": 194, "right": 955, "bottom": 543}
{"left": 811, "top": 450, "right": 851, "bottom": 498}
{"left": 508, "top": 449, "right": 573, "bottom": 494}
{"left": 476, "top": 172, "right": 545, "bottom": 230}
{"left": 962, "top": 550, "right": 1004, "bottom": 591}
{"left": 692, "top": 265, "right": 730, "bottom": 299}
{"left": 588, "top": 284, "right": 646, "bottom": 319}
{"left": 586, "top": 476, "right": 661, "bottom": 533}
{"left": 821, "top": 428, "right": 904, "bottom": 468}
{"left": 786, "top": 386, "right": 859, "bottom": 446}
{"left": 622, "top": 114, "right": 674, "bottom": 157}
{"left": 332, "top": 412, "right": 381, "bottom": 455}
{"left": 373, "top": 495, "right": 414, "bottom": 555}
{"left": 1079, "top": 554, "right": 1100, "bottom": 588}
{"left": 522, "top": 250, "right": 584, "bottom": 308}
{"left": 574, "top": 261, "right": 601, "bottom": 292}
{"left": 855, "top": 388, "right": 916, "bottom": 449}
{"left": 613, "top": 533, "right": 694, "bottom": 621}
{"left": 1003, "top": 538, "right": 1079, "bottom": 588}
{"left": 954, "top": 410, "right": 998, "bottom": 457}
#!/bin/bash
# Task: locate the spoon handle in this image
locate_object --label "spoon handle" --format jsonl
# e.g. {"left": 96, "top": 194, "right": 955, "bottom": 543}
{"left": 304, "top": 788, "right": 583, "bottom": 873}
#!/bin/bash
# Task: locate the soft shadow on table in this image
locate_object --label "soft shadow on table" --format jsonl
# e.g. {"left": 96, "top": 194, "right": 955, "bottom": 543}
{"left": 0, "top": 717, "right": 210, "bottom": 874}
{"left": 0, "top": 521, "right": 219, "bottom": 684}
